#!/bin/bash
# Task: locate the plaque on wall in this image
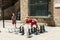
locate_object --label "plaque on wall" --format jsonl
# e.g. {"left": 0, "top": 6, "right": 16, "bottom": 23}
{"left": 54, "top": 2, "right": 60, "bottom": 7}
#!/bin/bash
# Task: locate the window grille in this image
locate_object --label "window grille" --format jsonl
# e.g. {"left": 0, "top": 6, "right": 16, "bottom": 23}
{"left": 28, "top": 0, "right": 51, "bottom": 16}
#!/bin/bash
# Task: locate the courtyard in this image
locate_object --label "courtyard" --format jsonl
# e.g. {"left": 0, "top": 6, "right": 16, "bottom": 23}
{"left": 0, "top": 20, "right": 60, "bottom": 40}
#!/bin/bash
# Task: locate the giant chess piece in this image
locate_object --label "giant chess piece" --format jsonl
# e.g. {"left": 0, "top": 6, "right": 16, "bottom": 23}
{"left": 34, "top": 27, "right": 36, "bottom": 33}
{"left": 19, "top": 26, "right": 22, "bottom": 33}
{"left": 31, "top": 27, "right": 34, "bottom": 34}
{"left": 33, "top": 27, "right": 35, "bottom": 33}
{"left": 27, "top": 28, "right": 32, "bottom": 38}
{"left": 21, "top": 27, "right": 24, "bottom": 35}
{"left": 39, "top": 25, "right": 43, "bottom": 33}
{"left": 35, "top": 27, "right": 38, "bottom": 35}
{"left": 42, "top": 25, "right": 45, "bottom": 32}
{"left": 28, "top": 29, "right": 31, "bottom": 35}
{"left": 39, "top": 25, "right": 45, "bottom": 33}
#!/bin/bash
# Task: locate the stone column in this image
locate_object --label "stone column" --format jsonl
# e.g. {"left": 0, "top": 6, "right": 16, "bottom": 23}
{"left": 53, "top": 0, "right": 60, "bottom": 26}
{"left": 20, "top": 0, "right": 29, "bottom": 21}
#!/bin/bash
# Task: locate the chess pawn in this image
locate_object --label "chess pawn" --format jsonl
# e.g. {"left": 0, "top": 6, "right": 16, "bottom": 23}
{"left": 34, "top": 27, "right": 36, "bottom": 33}
{"left": 19, "top": 26, "right": 22, "bottom": 33}
{"left": 39, "top": 25, "right": 44, "bottom": 33}
{"left": 31, "top": 27, "right": 34, "bottom": 34}
{"left": 33, "top": 25, "right": 36, "bottom": 33}
{"left": 27, "top": 28, "right": 31, "bottom": 38}
{"left": 42, "top": 25, "right": 45, "bottom": 32}
{"left": 28, "top": 29, "right": 31, "bottom": 35}
{"left": 21, "top": 27, "right": 24, "bottom": 35}
{"left": 35, "top": 27, "right": 38, "bottom": 35}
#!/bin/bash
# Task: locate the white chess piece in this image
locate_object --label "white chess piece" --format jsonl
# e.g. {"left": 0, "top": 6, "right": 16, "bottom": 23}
{"left": 24, "top": 24, "right": 30, "bottom": 37}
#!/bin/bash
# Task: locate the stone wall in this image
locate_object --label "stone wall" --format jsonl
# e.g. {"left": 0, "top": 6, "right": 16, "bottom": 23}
{"left": 27, "top": 0, "right": 55, "bottom": 26}
{"left": 20, "top": 0, "right": 28, "bottom": 21}
{"left": 53, "top": 0, "right": 60, "bottom": 26}
{"left": 3, "top": 6, "right": 14, "bottom": 19}
{"left": 14, "top": 0, "right": 20, "bottom": 12}
{"left": 47, "top": 0, "right": 60, "bottom": 26}
{"left": 0, "top": 0, "right": 60, "bottom": 26}
{"left": 0, "top": 0, "right": 19, "bottom": 20}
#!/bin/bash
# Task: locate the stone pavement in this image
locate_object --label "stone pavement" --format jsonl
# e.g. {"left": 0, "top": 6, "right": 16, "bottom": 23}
{"left": 0, "top": 20, "right": 60, "bottom": 40}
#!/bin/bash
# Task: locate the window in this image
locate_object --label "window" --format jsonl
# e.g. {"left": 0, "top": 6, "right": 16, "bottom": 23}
{"left": 28, "top": 0, "right": 50, "bottom": 16}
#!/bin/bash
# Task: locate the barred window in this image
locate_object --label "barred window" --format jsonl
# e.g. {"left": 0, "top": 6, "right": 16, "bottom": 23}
{"left": 28, "top": 0, "right": 50, "bottom": 16}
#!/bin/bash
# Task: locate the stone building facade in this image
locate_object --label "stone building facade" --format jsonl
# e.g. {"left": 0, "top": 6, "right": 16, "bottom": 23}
{"left": 20, "top": 0, "right": 60, "bottom": 26}
{"left": 0, "top": 0, "right": 19, "bottom": 20}
{"left": 0, "top": 0, "right": 60, "bottom": 26}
